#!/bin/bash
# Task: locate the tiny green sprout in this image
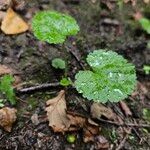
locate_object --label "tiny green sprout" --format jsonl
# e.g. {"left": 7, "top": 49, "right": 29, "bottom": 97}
{"left": 75, "top": 50, "right": 137, "bottom": 103}
{"left": 60, "top": 77, "right": 72, "bottom": 86}
{"left": 0, "top": 99, "right": 4, "bottom": 107}
{"left": 139, "top": 17, "right": 150, "bottom": 34}
{"left": 67, "top": 134, "right": 76, "bottom": 143}
{"left": 52, "top": 58, "right": 66, "bottom": 69}
{"left": 143, "top": 108, "right": 150, "bottom": 122}
{"left": 0, "top": 74, "right": 16, "bottom": 105}
{"left": 143, "top": 65, "right": 150, "bottom": 75}
{"left": 32, "top": 11, "right": 79, "bottom": 44}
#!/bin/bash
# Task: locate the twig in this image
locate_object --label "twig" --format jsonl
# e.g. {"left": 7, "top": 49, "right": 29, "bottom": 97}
{"left": 97, "top": 118, "right": 150, "bottom": 128}
{"left": 116, "top": 128, "right": 131, "bottom": 150}
{"left": 17, "top": 82, "right": 60, "bottom": 94}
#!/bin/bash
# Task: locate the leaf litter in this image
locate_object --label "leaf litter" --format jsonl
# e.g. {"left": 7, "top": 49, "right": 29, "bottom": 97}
{"left": 1, "top": 8, "right": 29, "bottom": 34}
{"left": 0, "top": 107, "right": 17, "bottom": 132}
{"left": 45, "top": 90, "right": 109, "bottom": 144}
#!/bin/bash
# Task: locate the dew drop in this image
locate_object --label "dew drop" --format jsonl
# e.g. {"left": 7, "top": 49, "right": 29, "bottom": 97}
{"left": 109, "top": 72, "right": 113, "bottom": 77}
{"left": 114, "top": 89, "right": 123, "bottom": 95}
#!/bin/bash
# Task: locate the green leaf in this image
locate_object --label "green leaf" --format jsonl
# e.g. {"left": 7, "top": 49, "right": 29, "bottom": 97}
{"left": 67, "top": 134, "right": 76, "bottom": 143}
{"left": 0, "top": 75, "right": 16, "bottom": 105}
{"left": 75, "top": 50, "right": 137, "bottom": 103}
{"left": 143, "top": 65, "right": 150, "bottom": 75}
{"left": 32, "top": 11, "right": 79, "bottom": 44}
{"left": 60, "top": 77, "right": 71, "bottom": 86}
{"left": 143, "top": 108, "right": 150, "bottom": 122}
{"left": 52, "top": 58, "right": 66, "bottom": 69}
{"left": 139, "top": 18, "right": 150, "bottom": 34}
{"left": 0, "top": 99, "right": 4, "bottom": 107}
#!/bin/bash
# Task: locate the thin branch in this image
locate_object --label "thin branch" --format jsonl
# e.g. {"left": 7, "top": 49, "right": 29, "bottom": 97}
{"left": 116, "top": 128, "right": 131, "bottom": 150}
{"left": 17, "top": 82, "right": 60, "bottom": 94}
{"left": 98, "top": 118, "right": 150, "bottom": 128}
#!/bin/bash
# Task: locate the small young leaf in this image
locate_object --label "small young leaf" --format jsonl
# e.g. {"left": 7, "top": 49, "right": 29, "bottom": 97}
{"left": 0, "top": 75, "right": 16, "bottom": 105}
{"left": 75, "top": 50, "right": 137, "bottom": 103}
{"left": 143, "top": 65, "right": 150, "bottom": 75}
{"left": 67, "top": 134, "right": 76, "bottom": 143}
{"left": 52, "top": 58, "right": 66, "bottom": 69}
{"left": 143, "top": 108, "right": 150, "bottom": 122}
{"left": 0, "top": 99, "right": 4, "bottom": 107}
{"left": 139, "top": 18, "right": 150, "bottom": 34}
{"left": 60, "top": 77, "right": 71, "bottom": 86}
{"left": 32, "top": 11, "right": 79, "bottom": 44}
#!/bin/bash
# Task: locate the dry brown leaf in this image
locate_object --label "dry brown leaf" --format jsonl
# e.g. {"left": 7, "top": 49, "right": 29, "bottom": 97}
{"left": 31, "top": 114, "right": 40, "bottom": 125}
{"left": 0, "top": 107, "right": 17, "bottom": 132}
{"left": 91, "top": 102, "right": 116, "bottom": 120}
{"left": 119, "top": 101, "right": 132, "bottom": 116}
{"left": 0, "top": 0, "right": 12, "bottom": 10}
{"left": 1, "top": 8, "right": 28, "bottom": 34}
{"left": 83, "top": 119, "right": 100, "bottom": 143}
{"left": 95, "top": 135, "right": 109, "bottom": 149}
{"left": 133, "top": 11, "right": 142, "bottom": 21}
{"left": 12, "top": 0, "right": 25, "bottom": 10}
{"left": 45, "top": 90, "right": 70, "bottom": 132}
{"left": 45, "top": 91, "right": 100, "bottom": 142}
{"left": 0, "top": 64, "right": 21, "bottom": 86}
{"left": 0, "top": 11, "right": 6, "bottom": 22}
{"left": 0, "top": 65, "right": 13, "bottom": 76}
{"left": 67, "top": 112, "right": 86, "bottom": 129}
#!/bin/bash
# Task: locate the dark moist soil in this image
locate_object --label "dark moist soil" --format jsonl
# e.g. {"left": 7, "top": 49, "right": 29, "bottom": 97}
{"left": 0, "top": 0, "right": 150, "bottom": 150}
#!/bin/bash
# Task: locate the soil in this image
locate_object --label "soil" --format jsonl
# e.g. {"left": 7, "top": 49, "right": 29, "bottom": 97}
{"left": 0, "top": 0, "right": 150, "bottom": 150}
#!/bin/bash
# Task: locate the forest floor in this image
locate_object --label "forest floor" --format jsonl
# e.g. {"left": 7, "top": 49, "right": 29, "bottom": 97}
{"left": 0, "top": 0, "right": 150, "bottom": 150}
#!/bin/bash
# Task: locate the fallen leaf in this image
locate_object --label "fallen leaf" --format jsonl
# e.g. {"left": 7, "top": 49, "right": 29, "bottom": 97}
{"left": 45, "top": 90, "right": 70, "bottom": 132}
{"left": 0, "top": 11, "right": 6, "bottom": 22}
{"left": 1, "top": 8, "right": 28, "bottom": 34}
{"left": 0, "top": 107, "right": 17, "bottom": 132}
{"left": 0, "top": 65, "right": 13, "bottom": 76}
{"left": 91, "top": 103, "right": 116, "bottom": 120}
{"left": 12, "top": 0, "right": 25, "bottom": 10}
{"left": 45, "top": 91, "right": 100, "bottom": 142}
{"left": 133, "top": 11, "right": 143, "bottom": 20}
{"left": 67, "top": 111, "right": 86, "bottom": 128}
{"left": 95, "top": 135, "right": 109, "bottom": 149}
{"left": 31, "top": 113, "right": 40, "bottom": 125}
{"left": 0, "top": 64, "right": 21, "bottom": 86}
{"left": 0, "top": 0, "right": 12, "bottom": 10}
{"left": 119, "top": 101, "right": 132, "bottom": 116}
{"left": 83, "top": 119, "right": 100, "bottom": 143}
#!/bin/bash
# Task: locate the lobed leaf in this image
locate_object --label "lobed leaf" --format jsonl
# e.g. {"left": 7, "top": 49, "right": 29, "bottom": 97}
{"left": 75, "top": 50, "right": 137, "bottom": 103}
{"left": 32, "top": 11, "right": 79, "bottom": 44}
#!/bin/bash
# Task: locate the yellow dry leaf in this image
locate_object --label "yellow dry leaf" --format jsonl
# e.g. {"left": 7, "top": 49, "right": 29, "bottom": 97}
{"left": 1, "top": 8, "right": 28, "bottom": 34}
{"left": 91, "top": 103, "right": 116, "bottom": 120}
{"left": 45, "top": 90, "right": 70, "bottom": 132}
{"left": 0, "top": 107, "right": 17, "bottom": 132}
